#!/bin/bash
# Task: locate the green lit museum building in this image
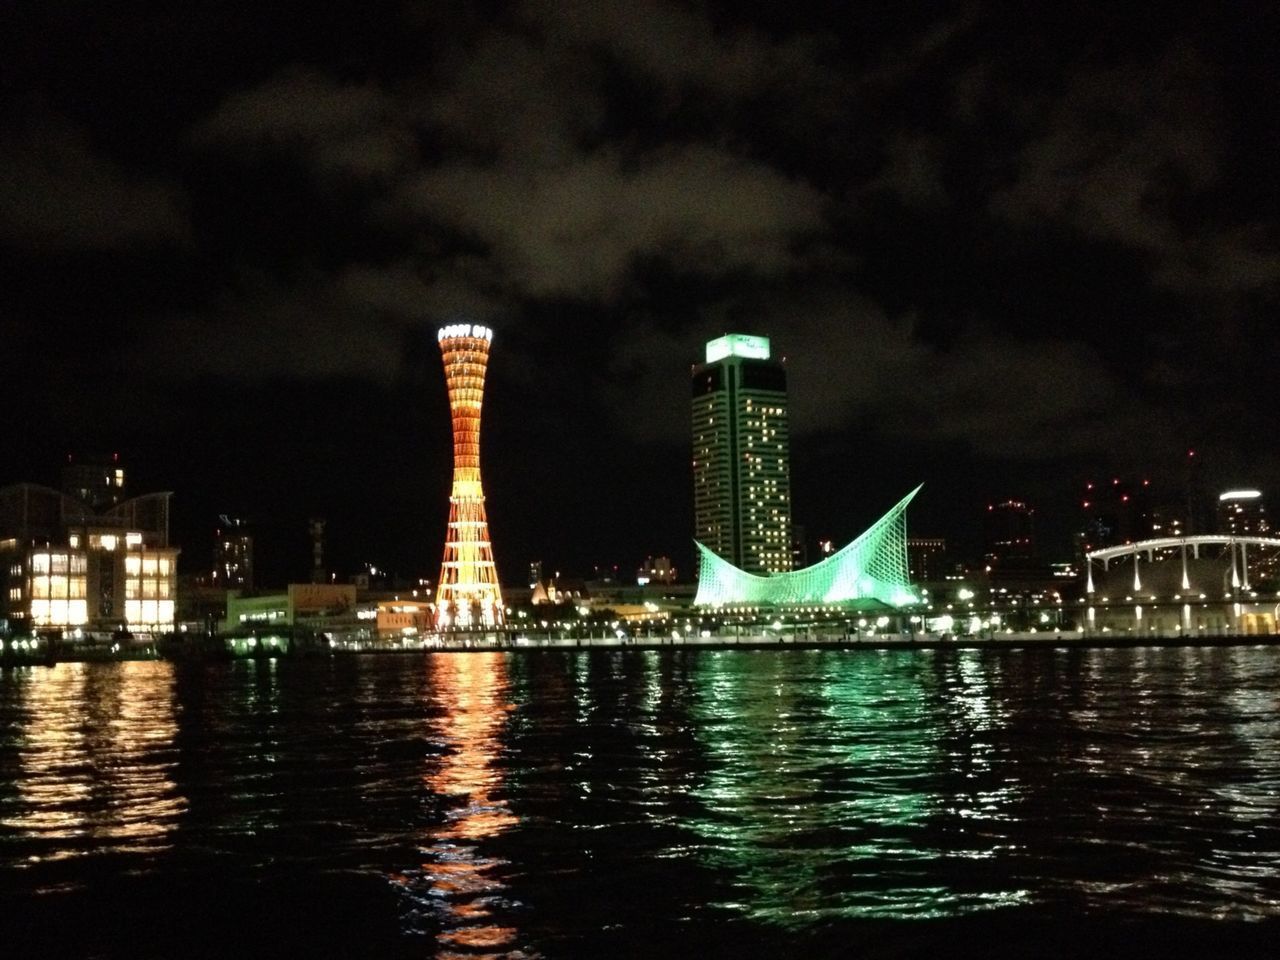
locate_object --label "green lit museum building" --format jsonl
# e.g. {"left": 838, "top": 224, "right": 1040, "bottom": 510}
{"left": 692, "top": 334, "right": 793, "bottom": 575}
{"left": 691, "top": 333, "right": 919, "bottom": 611}
{"left": 694, "top": 486, "right": 921, "bottom": 609}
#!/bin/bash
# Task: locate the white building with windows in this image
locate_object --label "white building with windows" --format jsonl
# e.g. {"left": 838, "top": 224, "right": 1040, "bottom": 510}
{"left": 1, "top": 482, "right": 179, "bottom": 636}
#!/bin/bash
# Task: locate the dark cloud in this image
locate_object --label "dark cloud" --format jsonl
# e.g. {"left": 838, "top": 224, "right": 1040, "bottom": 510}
{"left": 180, "top": 4, "right": 832, "bottom": 348}
{"left": 420, "top": 30, "right": 607, "bottom": 163}
{"left": 142, "top": 260, "right": 505, "bottom": 382}
{"left": 395, "top": 145, "right": 827, "bottom": 298}
{"left": 989, "top": 46, "right": 1280, "bottom": 298}
{"left": 193, "top": 68, "right": 415, "bottom": 183}
{"left": 865, "top": 132, "right": 947, "bottom": 206}
{"left": 0, "top": 115, "right": 190, "bottom": 250}
{"left": 520, "top": 0, "right": 780, "bottom": 99}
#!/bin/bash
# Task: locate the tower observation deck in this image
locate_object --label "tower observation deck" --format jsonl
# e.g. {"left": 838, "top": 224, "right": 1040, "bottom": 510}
{"left": 434, "top": 323, "right": 504, "bottom": 629}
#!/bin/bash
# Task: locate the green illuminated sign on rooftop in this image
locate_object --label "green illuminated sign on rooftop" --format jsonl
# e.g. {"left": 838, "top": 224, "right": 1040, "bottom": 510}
{"left": 705, "top": 333, "right": 771, "bottom": 364}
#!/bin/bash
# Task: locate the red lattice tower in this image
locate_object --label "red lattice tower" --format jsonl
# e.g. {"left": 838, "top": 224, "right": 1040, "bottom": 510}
{"left": 434, "top": 323, "right": 504, "bottom": 629}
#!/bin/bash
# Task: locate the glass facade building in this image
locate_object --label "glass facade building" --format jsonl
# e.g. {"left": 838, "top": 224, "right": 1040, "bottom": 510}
{"left": 692, "top": 334, "right": 792, "bottom": 575}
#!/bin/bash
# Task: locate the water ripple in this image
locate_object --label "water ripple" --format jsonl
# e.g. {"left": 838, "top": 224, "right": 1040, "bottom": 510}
{"left": 1, "top": 646, "right": 1279, "bottom": 955}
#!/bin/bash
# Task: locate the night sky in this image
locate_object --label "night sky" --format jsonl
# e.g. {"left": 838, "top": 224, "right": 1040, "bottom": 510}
{"left": 4, "top": 1, "right": 1278, "bottom": 586}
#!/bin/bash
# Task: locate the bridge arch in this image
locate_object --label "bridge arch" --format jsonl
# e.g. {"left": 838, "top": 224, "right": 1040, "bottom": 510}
{"left": 1084, "top": 535, "right": 1280, "bottom": 594}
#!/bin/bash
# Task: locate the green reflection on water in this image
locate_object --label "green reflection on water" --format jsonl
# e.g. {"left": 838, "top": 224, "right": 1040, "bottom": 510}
{"left": 686, "top": 650, "right": 1026, "bottom": 923}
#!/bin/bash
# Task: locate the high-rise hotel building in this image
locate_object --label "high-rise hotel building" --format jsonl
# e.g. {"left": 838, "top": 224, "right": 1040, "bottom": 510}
{"left": 692, "top": 333, "right": 792, "bottom": 574}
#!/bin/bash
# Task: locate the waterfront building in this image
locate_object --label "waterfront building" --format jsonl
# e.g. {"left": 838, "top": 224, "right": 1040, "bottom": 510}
{"left": 1080, "top": 478, "right": 1153, "bottom": 551}
{"left": 1217, "top": 490, "right": 1275, "bottom": 583}
{"left": 223, "top": 582, "right": 357, "bottom": 632}
{"left": 434, "top": 323, "right": 504, "bottom": 629}
{"left": 177, "top": 575, "right": 228, "bottom": 635}
{"left": 790, "top": 523, "right": 808, "bottom": 569}
{"left": 637, "top": 555, "right": 677, "bottom": 585}
{"left": 984, "top": 499, "right": 1035, "bottom": 563}
{"left": 309, "top": 518, "right": 327, "bottom": 584}
{"left": 1217, "top": 489, "right": 1269, "bottom": 537}
{"left": 221, "top": 583, "right": 443, "bottom": 649}
{"left": 374, "top": 598, "right": 433, "bottom": 636}
{"left": 692, "top": 333, "right": 792, "bottom": 575}
{"left": 212, "top": 515, "right": 254, "bottom": 591}
{"left": 906, "top": 537, "right": 947, "bottom": 582}
{"left": 527, "top": 576, "right": 582, "bottom": 606}
{"left": 694, "top": 486, "right": 919, "bottom": 608}
{"left": 61, "top": 453, "right": 126, "bottom": 511}
{"left": 1147, "top": 502, "right": 1187, "bottom": 539}
{"left": 0, "top": 478, "right": 179, "bottom": 635}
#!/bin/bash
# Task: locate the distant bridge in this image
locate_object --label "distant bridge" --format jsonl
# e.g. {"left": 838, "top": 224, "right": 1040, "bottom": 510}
{"left": 1084, "top": 535, "right": 1280, "bottom": 593}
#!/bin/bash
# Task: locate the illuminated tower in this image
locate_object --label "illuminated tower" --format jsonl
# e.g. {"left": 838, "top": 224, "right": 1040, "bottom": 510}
{"left": 435, "top": 323, "right": 504, "bottom": 629}
{"left": 692, "top": 333, "right": 792, "bottom": 574}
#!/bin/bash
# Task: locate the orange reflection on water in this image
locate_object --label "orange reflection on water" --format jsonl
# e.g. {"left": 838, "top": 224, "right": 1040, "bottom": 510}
{"left": 2, "top": 661, "right": 185, "bottom": 865}
{"left": 1, "top": 663, "right": 93, "bottom": 846}
{"left": 418, "top": 651, "right": 526, "bottom": 959}
{"left": 97, "top": 660, "right": 186, "bottom": 850}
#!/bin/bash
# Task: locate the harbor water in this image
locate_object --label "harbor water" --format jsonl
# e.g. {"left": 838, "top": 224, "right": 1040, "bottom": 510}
{"left": 2, "top": 646, "right": 1278, "bottom": 957}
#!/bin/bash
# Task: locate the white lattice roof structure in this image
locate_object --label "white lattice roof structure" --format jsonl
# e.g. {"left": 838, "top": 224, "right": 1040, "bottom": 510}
{"left": 694, "top": 485, "right": 922, "bottom": 607}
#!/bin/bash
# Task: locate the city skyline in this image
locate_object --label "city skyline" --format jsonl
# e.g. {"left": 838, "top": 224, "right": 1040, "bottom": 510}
{"left": 8, "top": 434, "right": 1271, "bottom": 593}
{"left": 4, "top": 2, "right": 1278, "bottom": 583}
